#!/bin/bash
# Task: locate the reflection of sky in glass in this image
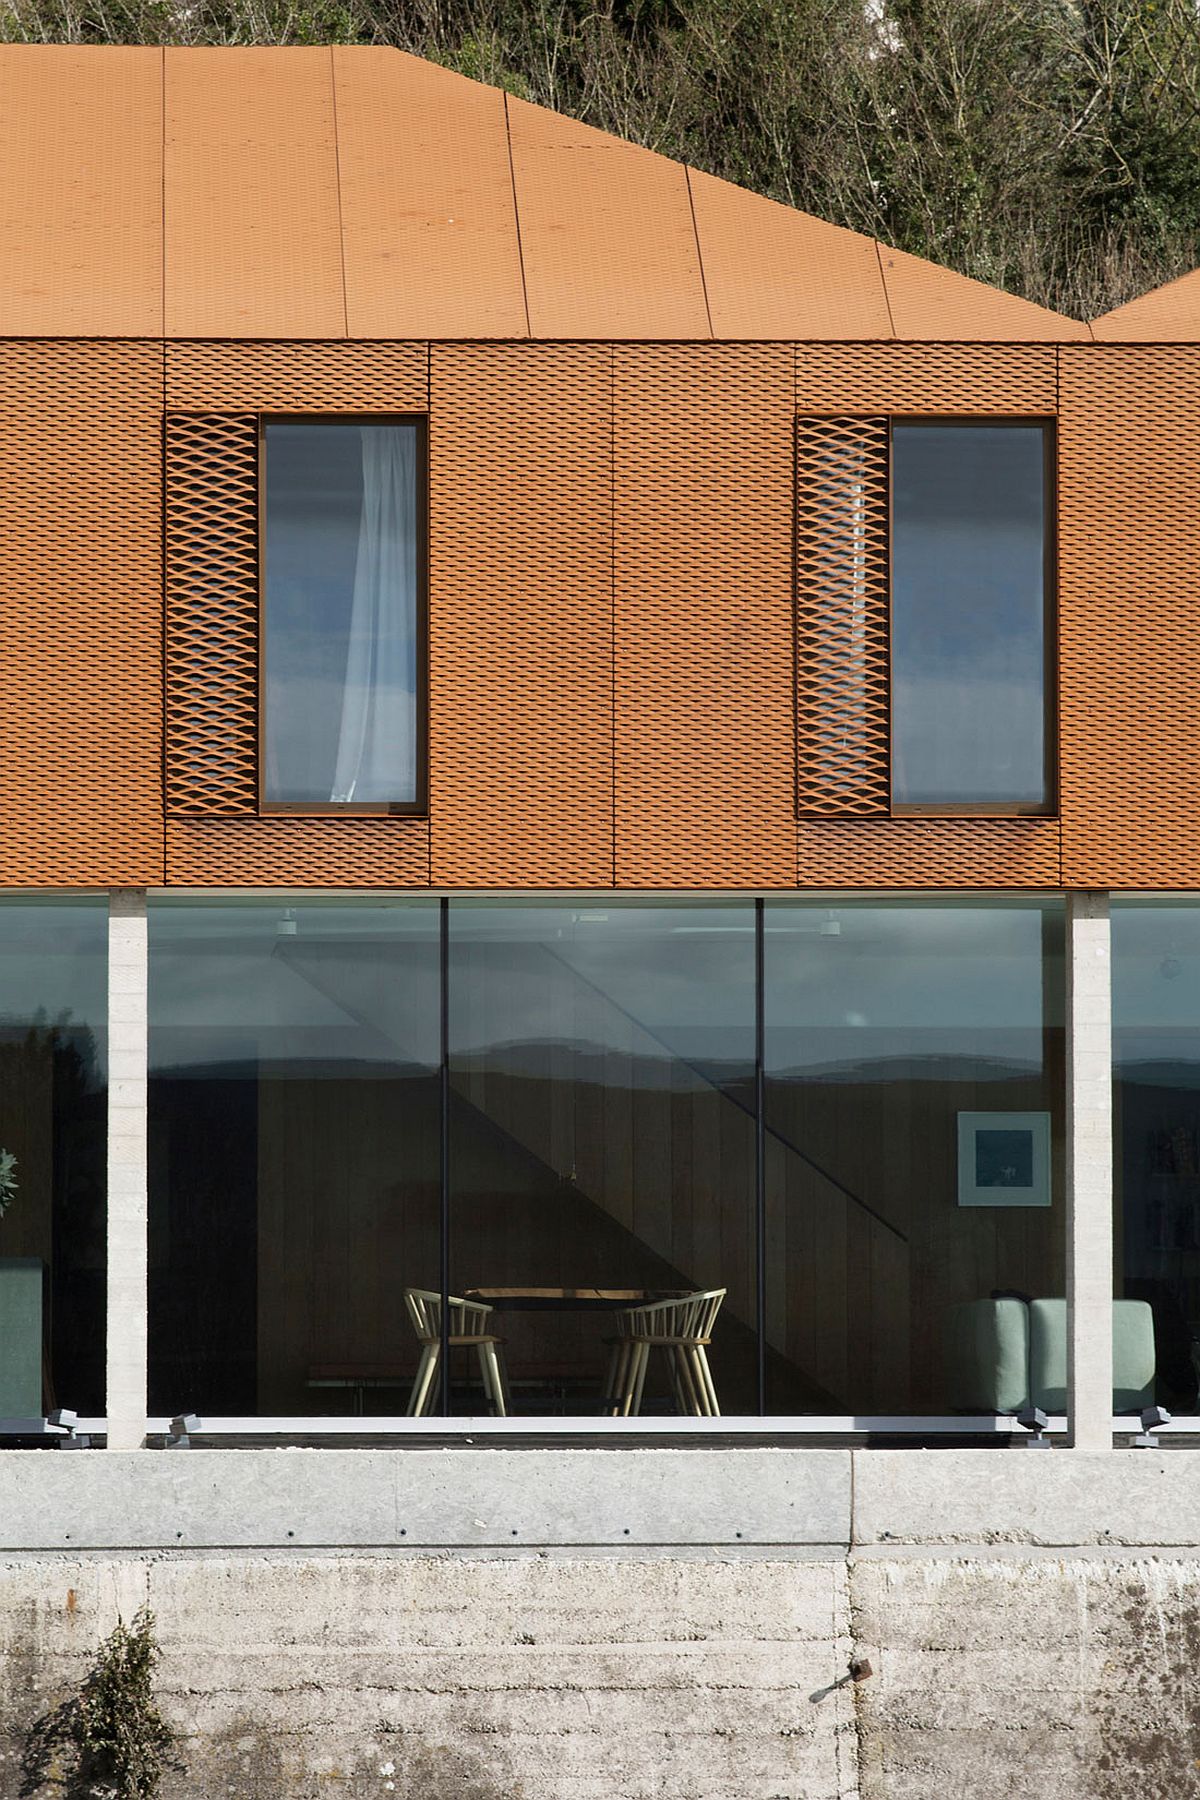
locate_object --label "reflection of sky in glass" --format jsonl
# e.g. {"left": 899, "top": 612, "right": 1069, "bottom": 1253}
{"left": 0, "top": 899, "right": 108, "bottom": 1084}
{"left": 263, "top": 422, "right": 417, "bottom": 804}
{"left": 1114, "top": 903, "right": 1200, "bottom": 1084}
{"left": 148, "top": 898, "right": 1066, "bottom": 1084}
{"left": 892, "top": 426, "right": 1046, "bottom": 806}
{"left": 149, "top": 900, "right": 439, "bottom": 1074}
{"left": 766, "top": 900, "right": 1060, "bottom": 1077}
{"left": 449, "top": 903, "right": 755, "bottom": 1075}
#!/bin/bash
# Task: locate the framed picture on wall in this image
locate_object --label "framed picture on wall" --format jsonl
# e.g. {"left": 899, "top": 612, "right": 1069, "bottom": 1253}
{"left": 957, "top": 1111, "right": 1051, "bottom": 1208}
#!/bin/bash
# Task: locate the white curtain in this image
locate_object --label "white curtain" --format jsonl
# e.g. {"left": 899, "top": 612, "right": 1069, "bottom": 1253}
{"left": 330, "top": 426, "right": 418, "bottom": 804}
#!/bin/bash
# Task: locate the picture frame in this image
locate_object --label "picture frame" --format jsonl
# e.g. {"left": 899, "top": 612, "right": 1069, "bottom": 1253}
{"left": 957, "top": 1111, "right": 1051, "bottom": 1208}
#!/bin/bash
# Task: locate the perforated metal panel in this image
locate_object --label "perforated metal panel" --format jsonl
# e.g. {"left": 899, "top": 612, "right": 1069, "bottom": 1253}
{"left": 162, "top": 341, "right": 436, "bottom": 887}
{"left": 167, "top": 816, "right": 430, "bottom": 886}
{"left": 0, "top": 340, "right": 163, "bottom": 886}
{"left": 166, "top": 340, "right": 427, "bottom": 412}
{"left": 795, "top": 418, "right": 889, "bottom": 817}
{"left": 429, "top": 343, "right": 613, "bottom": 887}
{"left": 165, "top": 414, "right": 258, "bottom": 815}
{"left": 794, "top": 343, "right": 1056, "bottom": 414}
{"left": 1059, "top": 345, "right": 1200, "bottom": 887}
{"left": 797, "top": 818, "right": 1061, "bottom": 888}
{"left": 615, "top": 344, "right": 795, "bottom": 887}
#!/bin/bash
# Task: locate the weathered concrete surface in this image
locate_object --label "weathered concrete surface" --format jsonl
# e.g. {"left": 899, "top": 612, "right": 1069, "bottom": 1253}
{"left": 0, "top": 1553, "right": 858, "bottom": 1799}
{"left": 854, "top": 1450, "right": 1200, "bottom": 1547}
{"left": 851, "top": 1555, "right": 1200, "bottom": 1800}
{"left": 5, "top": 1452, "right": 1200, "bottom": 1796}
{"left": 0, "top": 1447, "right": 851, "bottom": 1550}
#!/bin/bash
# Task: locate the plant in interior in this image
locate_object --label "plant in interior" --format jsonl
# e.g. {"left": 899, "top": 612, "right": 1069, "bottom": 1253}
{"left": 0, "top": 1148, "right": 17, "bottom": 1218}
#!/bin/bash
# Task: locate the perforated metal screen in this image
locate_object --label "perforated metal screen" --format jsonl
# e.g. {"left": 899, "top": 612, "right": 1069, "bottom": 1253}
{"left": 0, "top": 335, "right": 1091, "bottom": 894}
{"left": 165, "top": 414, "right": 259, "bottom": 816}
{"left": 1059, "top": 345, "right": 1200, "bottom": 887}
{"left": 2, "top": 341, "right": 163, "bottom": 885}
{"left": 795, "top": 417, "right": 889, "bottom": 817}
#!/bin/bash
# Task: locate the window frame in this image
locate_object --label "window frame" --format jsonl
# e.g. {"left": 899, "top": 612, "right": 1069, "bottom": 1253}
{"left": 257, "top": 411, "right": 429, "bottom": 818}
{"left": 888, "top": 414, "right": 1058, "bottom": 820}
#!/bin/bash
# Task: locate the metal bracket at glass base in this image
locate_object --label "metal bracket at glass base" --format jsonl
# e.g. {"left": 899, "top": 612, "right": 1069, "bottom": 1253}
{"left": 1015, "top": 1406, "right": 1052, "bottom": 1446}
{"left": 0, "top": 1409, "right": 84, "bottom": 1447}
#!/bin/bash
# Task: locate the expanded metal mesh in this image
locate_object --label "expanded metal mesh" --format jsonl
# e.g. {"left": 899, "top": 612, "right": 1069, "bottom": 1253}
{"left": 795, "top": 418, "right": 890, "bottom": 817}
{"left": 165, "top": 414, "right": 259, "bottom": 815}
{"left": 794, "top": 343, "right": 1057, "bottom": 414}
{"left": 165, "top": 340, "right": 428, "bottom": 412}
{"left": 614, "top": 344, "right": 796, "bottom": 888}
{"left": 2, "top": 340, "right": 163, "bottom": 884}
{"left": 167, "top": 816, "right": 431, "bottom": 886}
{"left": 1058, "top": 345, "right": 1200, "bottom": 886}
{"left": 796, "top": 818, "right": 1061, "bottom": 887}
{"left": 429, "top": 343, "right": 613, "bottom": 887}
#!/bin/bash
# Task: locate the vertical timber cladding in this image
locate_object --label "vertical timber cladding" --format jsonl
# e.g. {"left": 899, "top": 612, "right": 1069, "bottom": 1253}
{"left": 793, "top": 342, "right": 1062, "bottom": 888}
{"left": 0, "top": 341, "right": 163, "bottom": 886}
{"left": 429, "top": 344, "right": 613, "bottom": 887}
{"left": 163, "top": 341, "right": 431, "bottom": 886}
{"left": 615, "top": 344, "right": 795, "bottom": 887}
{"left": 1059, "top": 346, "right": 1200, "bottom": 887}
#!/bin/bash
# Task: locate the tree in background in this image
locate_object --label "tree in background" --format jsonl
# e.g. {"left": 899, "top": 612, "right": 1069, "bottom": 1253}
{"left": 3, "top": 0, "right": 1199, "bottom": 317}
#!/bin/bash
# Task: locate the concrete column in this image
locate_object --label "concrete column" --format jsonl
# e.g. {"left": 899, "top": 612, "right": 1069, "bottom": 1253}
{"left": 106, "top": 890, "right": 148, "bottom": 1450}
{"left": 1066, "top": 890, "right": 1113, "bottom": 1451}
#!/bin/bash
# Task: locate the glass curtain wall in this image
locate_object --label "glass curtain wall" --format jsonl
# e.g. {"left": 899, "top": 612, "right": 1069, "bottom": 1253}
{"left": 147, "top": 900, "right": 439, "bottom": 1416}
{"left": 764, "top": 901, "right": 1064, "bottom": 1414}
{"left": 146, "top": 895, "right": 1065, "bottom": 1421}
{"left": 446, "top": 903, "right": 757, "bottom": 1417}
{"left": 0, "top": 898, "right": 107, "bottom": 1416}
{"left": 1113, "top": 903, "right": 1200, "bottom": 1410}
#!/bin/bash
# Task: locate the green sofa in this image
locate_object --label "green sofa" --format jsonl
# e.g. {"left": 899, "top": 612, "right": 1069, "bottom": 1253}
{"left": 945, "top": 1295, "right": 1156, "bottom": 1415}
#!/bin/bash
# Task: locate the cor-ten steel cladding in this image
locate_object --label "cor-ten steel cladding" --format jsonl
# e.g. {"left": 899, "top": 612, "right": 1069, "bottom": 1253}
{"left": 10, "top": 45, "right": 1200, "bottom": 897}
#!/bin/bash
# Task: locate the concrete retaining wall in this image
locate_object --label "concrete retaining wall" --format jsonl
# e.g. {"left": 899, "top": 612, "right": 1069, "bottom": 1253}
{"left": 4, "top": 1449, "right": 1200, "bottom": 1798}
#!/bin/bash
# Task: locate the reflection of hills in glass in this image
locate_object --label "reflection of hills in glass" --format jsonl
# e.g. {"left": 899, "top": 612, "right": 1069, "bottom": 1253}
{"left": 1118, "top": 1059, "right": 1200, "bottom": 1091}
{"left": 152, "top": 1043, "right": 1043, "bottom": 1089}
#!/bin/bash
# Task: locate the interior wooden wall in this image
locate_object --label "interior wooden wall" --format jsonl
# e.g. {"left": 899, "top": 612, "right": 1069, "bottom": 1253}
{"left": 249, "top": 943, "right": 1065, "bottom": 1416}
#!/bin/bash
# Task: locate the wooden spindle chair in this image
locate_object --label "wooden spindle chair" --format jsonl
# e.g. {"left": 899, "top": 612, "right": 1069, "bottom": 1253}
{"left": 403, "top": 1287, "right": 510, "bottom": 1417}
{"left": 604, "top": 1288, "right": 725, "bottom": 1418}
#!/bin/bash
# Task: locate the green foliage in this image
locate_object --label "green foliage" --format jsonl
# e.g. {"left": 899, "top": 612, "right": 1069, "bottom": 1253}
{"left": 21, "top": 1608, "right": 181, "bottom": 1800}
{"left": 2, "top": 0, "right": 1200, "bottom": 315}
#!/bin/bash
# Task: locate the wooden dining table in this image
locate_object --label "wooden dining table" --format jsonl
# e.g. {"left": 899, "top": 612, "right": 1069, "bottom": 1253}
{"left": 463, "top": 1287, "right": 686, "bottom": 1313}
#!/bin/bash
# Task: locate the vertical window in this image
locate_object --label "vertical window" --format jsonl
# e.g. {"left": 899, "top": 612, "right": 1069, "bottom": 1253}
{"left": 0, "top": 898, "right": 108, "bottom": 1418}
{"left": 262, "top": 419, "right": 423, "bottom": 810}
{"left": 891, "top": 422, "right": 1052, "bottom": 812}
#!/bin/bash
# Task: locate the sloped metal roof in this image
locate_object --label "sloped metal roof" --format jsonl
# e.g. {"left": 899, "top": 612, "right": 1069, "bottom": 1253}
{"left": 0, "top": 42, "right": 1091, "bottom": 341}
{"left": 1092, "top": 267, "right": 1200, "bottom": 341}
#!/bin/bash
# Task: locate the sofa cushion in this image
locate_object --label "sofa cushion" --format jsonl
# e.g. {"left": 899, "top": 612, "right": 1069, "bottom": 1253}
{"left": 1028, "top": 1297, "right": 1156, "bottom": 1414}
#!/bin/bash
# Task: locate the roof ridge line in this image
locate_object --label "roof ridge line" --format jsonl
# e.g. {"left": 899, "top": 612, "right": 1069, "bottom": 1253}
{"left": 873, "top": 239, "right": 897, "bottom": 340}
{"left": 684, "top": 166, "right": 715, "bottom": 341}
{"left": 502, "top": 90, "right": 532, "bottom": 341}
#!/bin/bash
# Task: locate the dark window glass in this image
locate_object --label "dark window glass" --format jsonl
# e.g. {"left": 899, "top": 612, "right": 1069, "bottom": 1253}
{"left": 891, "top": 423, "right": 1049, "bottom": 809}
{"left": 1113, "top": 904, "right": 1200, "bottom": 1412}
{"left": 263, "top": 420, "right": 420, "bottom": 807}
{"left": 764, "top": 899, "right": 1064, "bottom": 1415}
{"left": 448, "top": 903, "right": 758, "bottom": 1417}
{"left": 148, "top": 900, "right": 439, "bottom": 1416}
{"left": 0, "top": 898, "right": 107, "bottom": 1417}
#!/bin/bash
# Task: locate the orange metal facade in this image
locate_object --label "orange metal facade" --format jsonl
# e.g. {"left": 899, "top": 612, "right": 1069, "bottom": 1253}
{"left": 0, "top": 341, "right": 163, "bottom": 887}
{"left": 429, "top": 344, "right": 613, "bottom": 889}
{"left": 11, "top": 329, "right": 1200, "bottom": 894}
{"left": 4, "top": 47, "right": 1200, "bottom": 896}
